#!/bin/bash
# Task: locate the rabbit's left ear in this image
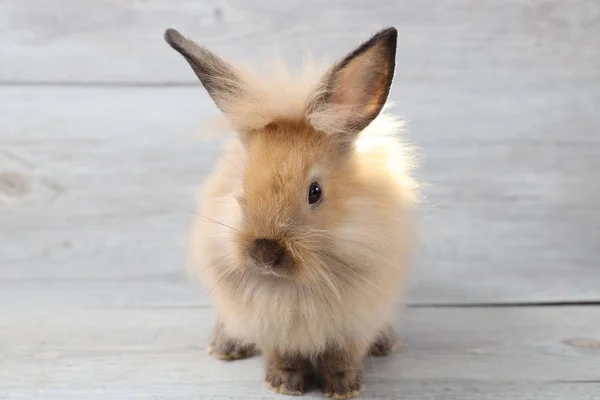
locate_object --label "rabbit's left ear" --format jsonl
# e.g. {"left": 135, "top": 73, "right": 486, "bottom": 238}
{"left": 308, "top": 27, "right": 397, "bottom": 138}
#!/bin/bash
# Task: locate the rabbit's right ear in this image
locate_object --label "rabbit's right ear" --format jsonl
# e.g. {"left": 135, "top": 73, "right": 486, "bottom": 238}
{"left": 164, "top": 29, "right": 244, "bottom": 113}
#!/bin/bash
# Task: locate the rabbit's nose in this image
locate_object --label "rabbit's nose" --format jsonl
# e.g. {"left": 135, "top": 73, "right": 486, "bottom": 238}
{"left": 249, "top": 238, "right": 290, "bottom": 269}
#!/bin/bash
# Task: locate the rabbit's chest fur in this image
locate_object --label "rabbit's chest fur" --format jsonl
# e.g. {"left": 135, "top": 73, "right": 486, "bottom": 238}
{"left": 209, "top": 264, "right": 401, "bottom": 355}
{"left": 191, "top": 128, "right": 414, "bottom": 355}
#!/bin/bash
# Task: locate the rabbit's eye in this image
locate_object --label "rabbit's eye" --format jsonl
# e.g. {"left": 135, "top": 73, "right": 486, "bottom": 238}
{"left": 308, "top": 182, "right": 322, "bottom": 205}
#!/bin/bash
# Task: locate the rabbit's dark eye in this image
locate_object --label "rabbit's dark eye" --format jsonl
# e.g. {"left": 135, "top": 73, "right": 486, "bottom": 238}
{"left": 308, "top": 182, "right": 322, "bottom": 205}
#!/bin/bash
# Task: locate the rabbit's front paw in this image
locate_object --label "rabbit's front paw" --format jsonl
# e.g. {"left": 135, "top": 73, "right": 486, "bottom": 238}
{"left": 265, "top": 368, "right": 308, "bottom": 396}
{"left": 208, "top": 320, "right": 258, "bottom": 361}
{"left": 322, "top": 369, "right": 363, "bottom": 399}
{"left": 319, "top": 345, "right": 364, "bottom": 399}
{"left": 264, "top": 352, "right": 313, "bottom": 396}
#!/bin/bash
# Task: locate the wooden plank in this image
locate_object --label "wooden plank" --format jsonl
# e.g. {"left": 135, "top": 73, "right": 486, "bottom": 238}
{"left": 1, "top": 0, "right": 598, "bottom": 83}
{"left": 1, "top": 305, "right": 599, "bottom": 399}
{"left": 1, "top": 85, "right": 600, "bottom": 304}
{"left": 2, "top": 382, "right": 600, "bottom": 400}
{"left": 404, "top": 78, "right": 600, "bottom": 304}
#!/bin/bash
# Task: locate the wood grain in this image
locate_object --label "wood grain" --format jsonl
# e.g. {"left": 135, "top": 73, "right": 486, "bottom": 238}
{"left": 1, "top": 0, "right": 599, "bottom": 83}
{"left": 3, "top": 383, "right": 600, "bottom": 400}
{"left": 2, "top": 84, "right": 599, "bottom": 304}
{"left": 3, "top": 382, "right": 600, "bottom": 400}
{"left": 1, "top": 305, "right": 599, "bottom": 399}
{"left": 2, "top": 1, "right": 600, "bottom": 398}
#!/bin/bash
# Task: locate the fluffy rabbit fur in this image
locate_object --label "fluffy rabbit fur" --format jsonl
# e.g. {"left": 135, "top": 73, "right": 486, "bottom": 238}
{"left": 164, "top": 27, "right": 418, "bottom": 399}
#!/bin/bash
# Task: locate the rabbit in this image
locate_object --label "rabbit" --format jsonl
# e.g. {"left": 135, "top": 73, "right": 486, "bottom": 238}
{"left": 164, "top": 26, "right": 419, "bottom": 399}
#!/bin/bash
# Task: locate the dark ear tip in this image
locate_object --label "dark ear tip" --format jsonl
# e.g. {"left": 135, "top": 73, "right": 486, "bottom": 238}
{"left": 377, "top": 26, "right": 398, "bottom": 47}
{"left": 381, "top": 26, "right": 398, "bottom": 37}
{"left": 164, "top": 28, "right": 184, "bottom": 47}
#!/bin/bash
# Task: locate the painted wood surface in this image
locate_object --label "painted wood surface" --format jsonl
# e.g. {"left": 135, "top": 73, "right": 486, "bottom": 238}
{"left": 2, "top": 305, "right": 600, "bottom": 399}
{"left": 1, "top": 1, "right": 600, "bottom": 398}
{"left": 2, "top": 84, "right": 599, "bottom": 304}
{"left": 1, "top": 0, "right": 599, "bottom": 83}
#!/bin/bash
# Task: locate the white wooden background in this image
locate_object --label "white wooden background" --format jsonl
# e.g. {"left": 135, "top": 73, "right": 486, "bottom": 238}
{"left": 1, "top": 1, "right": 599, "bottom": 399}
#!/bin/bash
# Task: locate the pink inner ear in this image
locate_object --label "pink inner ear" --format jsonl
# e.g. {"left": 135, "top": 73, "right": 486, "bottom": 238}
{"left": 330, "top": 62, "right": 365, "bottom": 107}
{"left": 329, "top": 47, "right": 386, "bottom": 113}
{"left": 306, "top": 30, "right": 395, "bottom": 137}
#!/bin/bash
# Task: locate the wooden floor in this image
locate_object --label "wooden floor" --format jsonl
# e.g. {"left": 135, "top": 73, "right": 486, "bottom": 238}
{"left": 1, "top": 1, "right": 599, "bottom": 399}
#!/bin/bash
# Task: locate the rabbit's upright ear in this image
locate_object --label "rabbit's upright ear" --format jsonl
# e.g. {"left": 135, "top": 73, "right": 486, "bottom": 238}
{"left": 308, "top": 27, "right": 397, "bottom": 139}
{"left": 164, "top": 29, "right": 243, "bottom": 112}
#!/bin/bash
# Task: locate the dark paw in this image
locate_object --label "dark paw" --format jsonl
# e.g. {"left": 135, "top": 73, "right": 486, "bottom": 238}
{"left": 368, "top": 326, "right": 401, "bottom": 357}
{"left": 265, "top": 367, "right": 310, "bottom": 396}
{"left": 208, "top": 340, "right": 258, "bottom": 361}
{"left": 322, "top": 369, "right": 364, "bottom": 399}
{"left": 208, "top": 320, "right": 258, "bottom": 361}
{"left": 368, "top": 335, "right": 400, "bottom": 357}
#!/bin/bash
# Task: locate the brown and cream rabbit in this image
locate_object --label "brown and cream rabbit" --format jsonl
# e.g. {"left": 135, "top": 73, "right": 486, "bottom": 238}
{"left": 164, "top": 27, "right": 418, "bottom": 399}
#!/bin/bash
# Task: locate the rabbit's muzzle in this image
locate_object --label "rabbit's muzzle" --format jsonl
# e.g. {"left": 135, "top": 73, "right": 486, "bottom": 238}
{"left": 248, "top": 238, "right": 292, "bottom": 273}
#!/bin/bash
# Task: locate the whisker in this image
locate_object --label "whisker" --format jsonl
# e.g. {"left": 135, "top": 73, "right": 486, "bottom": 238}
{"left": 312, "top": 261, "right": 343, "bottom": 306}
{"left": 226, "top": 271, "right": 246, "bottom": 309}
{"left": 327, "top": 253, "right": 384, "bottom": 295}
{"left": 243, "top": 270, "right": 261, "bottom": 302}
{"left": 311, "top": 274, "right": 338, "bottom": 314}
{"left": 193, "top": 213, "right": 239, "bottom": 232}
{"left": 346, "top": 267, "right": 383, "bottom": 294}
{"left": 206, "top": 268, "right": 234, "bottom": 298}
{"left": 233, "top": 145, "right": 245, "bottom": 166}
{"left": 219, "top": 155, "right": 242, "bottom": 173}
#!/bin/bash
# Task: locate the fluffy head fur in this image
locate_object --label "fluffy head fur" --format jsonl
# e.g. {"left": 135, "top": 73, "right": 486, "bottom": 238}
{"left": 166, "top": 27, "right": 419, "bottom": 356}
